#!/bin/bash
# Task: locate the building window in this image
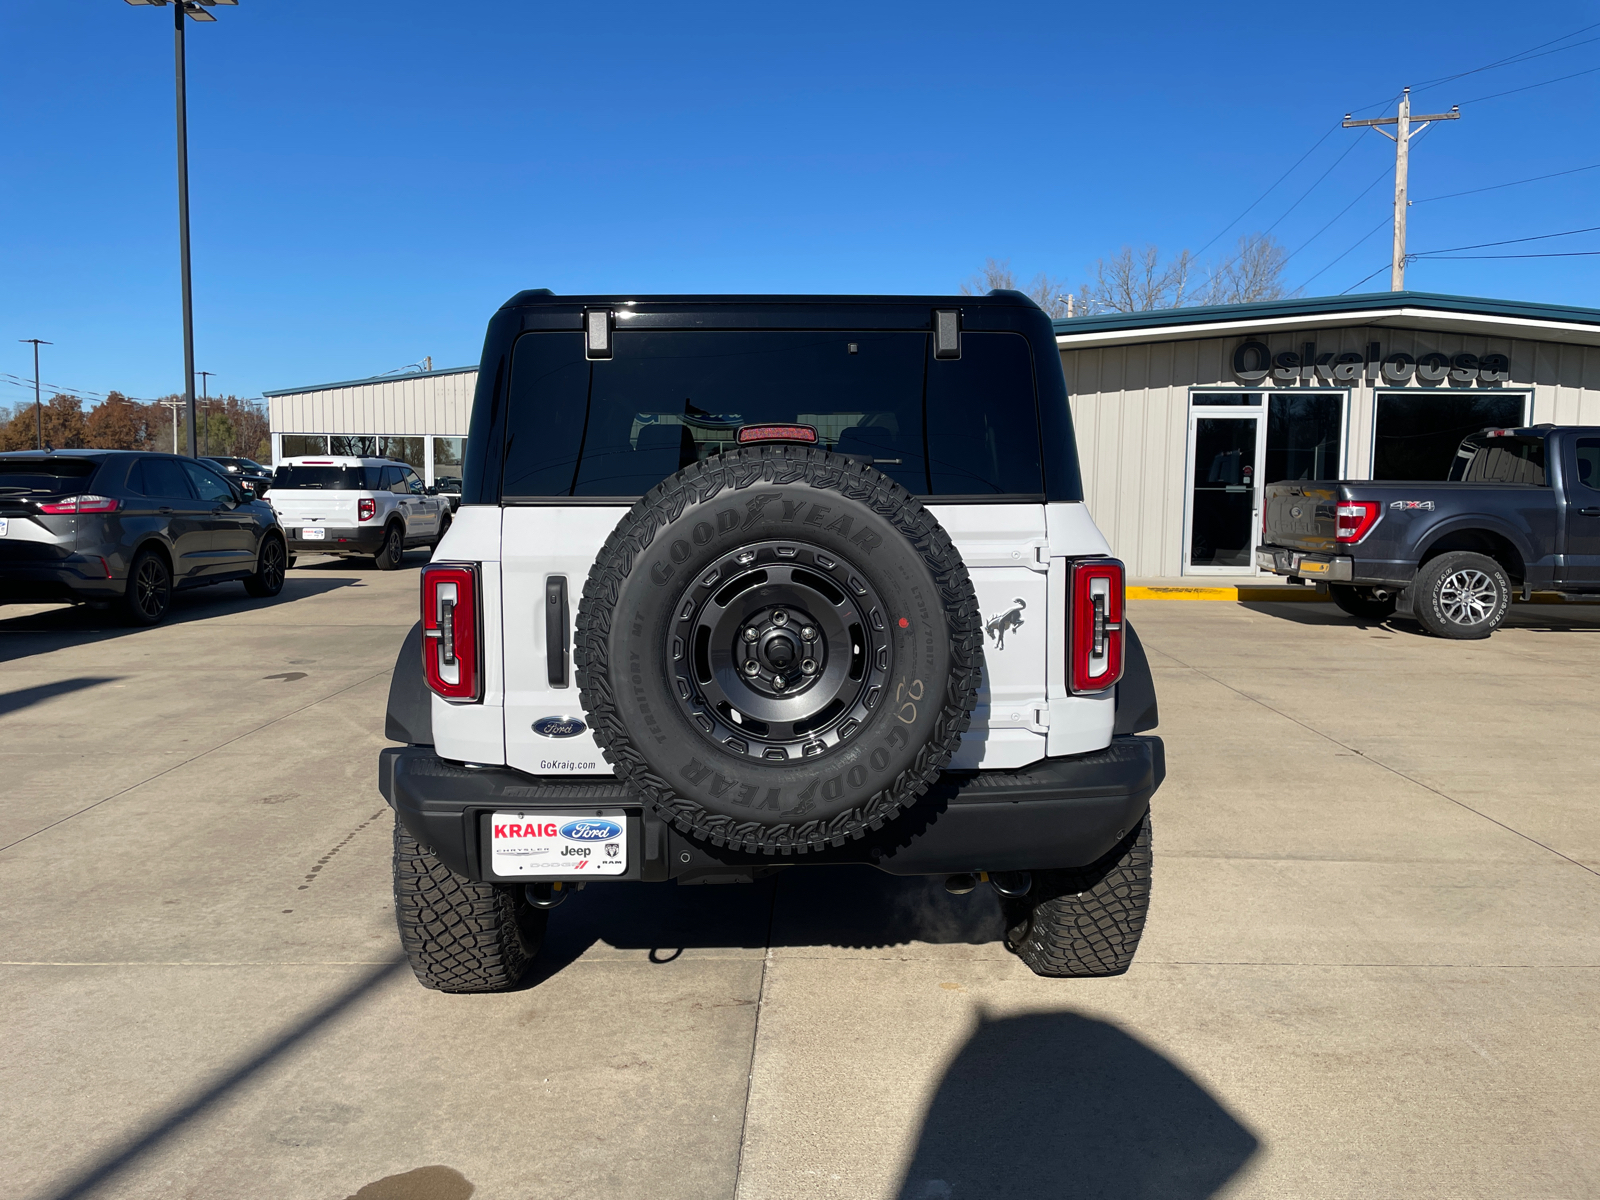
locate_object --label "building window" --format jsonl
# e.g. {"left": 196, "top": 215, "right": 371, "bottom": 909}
{"left": 329, "top": 435, "right": 377, "bottom": 457}
{"left": 1192, "top": 391, "right": 1262, "bottom": 406}
{"left": 379, "top": 436, "right": 424, "bottom": 470}
{"left": 1373, "top": 393, "right": 1527, "bottom": 480}
{"left": 1266, "top": 394, "right": 1342, "bottom": 481}
{"left": 432, "top": 436, "right": 465, "bottom": 471}
{"left": 281, "top": 434, "right": 329, "bottom": 457}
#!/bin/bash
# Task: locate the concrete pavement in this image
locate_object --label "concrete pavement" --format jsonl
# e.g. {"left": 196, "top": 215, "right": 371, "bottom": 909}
{"left": 2, "top": 564, "right": 1596, "bottom": 1198}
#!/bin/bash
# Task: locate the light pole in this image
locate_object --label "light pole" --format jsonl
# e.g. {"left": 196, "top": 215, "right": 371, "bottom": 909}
{"left": 198, "top": 369, "right": 213, "bottom": 456}
{"left": 18, "top": 339, "right": 51, "bottom": 450}
{"left": 125, "top": 0, "right": 236, "bottom": 456}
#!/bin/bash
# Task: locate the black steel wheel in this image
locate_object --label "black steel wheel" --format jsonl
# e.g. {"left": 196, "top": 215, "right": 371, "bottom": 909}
{"left": 373, "top": 522, "right": 405, "bottom": 571}
{"left": 122, "top": 549, "right": 172, "bottom": 626}
{"left": 576, "top": 445, "right": 981, "bottom": 855}
{"left": 244, "top": 534, "right": 287, "bottom": 597}
{"left": 1328, "top": 583, "right": 1396, "bottom": 622}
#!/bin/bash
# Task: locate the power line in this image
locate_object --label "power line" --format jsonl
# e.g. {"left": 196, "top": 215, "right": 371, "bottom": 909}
{"left": 1283, "top": 162, "right": 1392, "bottom": 264}
{"left": 1418, "top": 250, "right": 1600, "bottom": 260}
{"left": 1412, "top": 223, "right": 1600, "bottom": 255}
{"left": 1194, "top": 123, "right": 1341, "bottom": 257}
{"left": 1261, "top": 135, "right": 1368, "bottom": 236}
{"left": 1297, "top": 216, "right": 1392, "bottom": 292}
{"left": 1413, "top": 161, "right": 1600, "bottom": 203}
{"left": 1409, "top": 26, "right": 1600, "bottom": 96}
{"left": 1461, "top": 62, "right": 1600, "bottom": 105}
{"left": 1339, "top": 261, "right": 1394, "bottom": 295}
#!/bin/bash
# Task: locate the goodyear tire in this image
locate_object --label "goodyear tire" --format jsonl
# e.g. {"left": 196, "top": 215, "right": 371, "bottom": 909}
{"left": 576, "top": 445, "right": 981, "bottom": 855}
{"left": 1412, "top": 551, "right": 1510, "bottom": 640}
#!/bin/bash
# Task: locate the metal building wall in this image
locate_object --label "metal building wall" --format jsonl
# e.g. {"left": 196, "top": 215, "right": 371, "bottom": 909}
{"left": 266, "top": 369, "right": 477, "bottom": 438}
{"left": 1061, "top": 328, "right": 1600, "bottom": 579}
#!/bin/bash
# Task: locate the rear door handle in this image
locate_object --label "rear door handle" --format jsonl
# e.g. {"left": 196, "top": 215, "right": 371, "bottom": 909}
{"left": 1580, "top": 508, "right": 1600, "bottom": 516}
{"left": 158, "top": 507, "right": 174, "bottom": 515}
{"left": 546, "top": 576, "right": 570, "bottom": 688}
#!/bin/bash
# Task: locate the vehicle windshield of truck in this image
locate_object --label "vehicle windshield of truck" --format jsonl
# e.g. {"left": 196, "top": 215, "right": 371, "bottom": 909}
{"left": 501, "top": 329, "right": 1044, "bottom": 499}
{"left": 0, "top": 456, "right": 100, "bottom": 496}
{"left": 271, "top": 465, "right": 383, "bottom": 490}
{"left": 1448, "top": 435, "right": 1547, "bottom": 485}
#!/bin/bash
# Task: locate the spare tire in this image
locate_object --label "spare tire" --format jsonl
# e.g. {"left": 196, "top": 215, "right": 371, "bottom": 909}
{"left": 576, "top": 445, "right": 980, "bottom": 854}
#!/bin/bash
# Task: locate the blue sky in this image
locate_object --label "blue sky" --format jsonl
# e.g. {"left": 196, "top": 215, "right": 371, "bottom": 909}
{"left": 3, "top": 0, "right": 1598, "bottom": 403}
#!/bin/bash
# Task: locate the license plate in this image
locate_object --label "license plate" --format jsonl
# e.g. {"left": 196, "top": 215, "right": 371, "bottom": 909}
{"left": 491, "top": 812, "right": 628, "bottom": 876}
{"left": 301, "top": 526, "right": 326, "bottom": 541}
{"left": 1299, "top": 559, "right": 1329, "bottom": 574}
{"left": 0, "top": 518, "right": 7, "bottom": 537}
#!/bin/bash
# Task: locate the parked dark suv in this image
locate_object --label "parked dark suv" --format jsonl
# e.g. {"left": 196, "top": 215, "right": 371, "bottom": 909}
{"left": 0, "top": 450, "right": 287, "bottom": 625}
{"left": 204, "top": 455, "right": 274, "bottom": 498}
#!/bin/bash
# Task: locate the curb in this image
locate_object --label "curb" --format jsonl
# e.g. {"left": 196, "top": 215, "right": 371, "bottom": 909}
{"left": 1127, "top": 585, "right": 1582, "bottom": 605}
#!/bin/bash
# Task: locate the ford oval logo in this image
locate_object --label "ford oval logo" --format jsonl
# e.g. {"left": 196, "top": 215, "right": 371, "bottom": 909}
{"left": 560, "top": 819, "right": 622, "bottom": 841}
{"left": 532, "top": 716, "right": 586, "bottom": 738}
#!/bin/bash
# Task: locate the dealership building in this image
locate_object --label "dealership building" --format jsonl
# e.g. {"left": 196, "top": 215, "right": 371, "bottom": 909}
{"left": 1055, "top": 291, "right": 1600, "bottom": 579}
{"left": 264, "top": 291, "right": 1600, "bottom": 578}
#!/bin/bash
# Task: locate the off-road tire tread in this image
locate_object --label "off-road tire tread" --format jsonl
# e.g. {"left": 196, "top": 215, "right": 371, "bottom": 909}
{"left": 1003, "top": 814, "right": 1152, "bottom": 977}
{"left": 575, "top": 444, "right": 981, "bottom": 855}
{"left": 392, "top": 817, "right": 543, "bottom": 992}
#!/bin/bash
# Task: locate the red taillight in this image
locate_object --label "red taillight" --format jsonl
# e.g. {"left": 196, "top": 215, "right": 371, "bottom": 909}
{"left": 422, "top": 563, "right": 481, "bottom": 703}
{"left": 1335, "top": 502, "right": 1379, "bottom": 544}
{"left": 737, "top": 424, "right": 818, "bottom": 445}
{"left": 358, "top": 497, "right": 376, "bottom": 522}
{"left": 38, "top": 494, "right": 120, "bottom": 515}
{"left": 1070, "top": 558, "right": 1125, "bottom": 693}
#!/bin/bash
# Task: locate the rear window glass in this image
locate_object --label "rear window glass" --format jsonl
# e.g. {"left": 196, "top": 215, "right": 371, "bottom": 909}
{"left": 271, "top": 465, "right": 382, "bottom": 490}
{"left": 0, "top": 457, "right": 99, "bottom": 495}
{"left": 1448, "top": 436, "right": 1547, "bottom": 485}
{"left": 500, "top": 329, "right": 1043, "bottom": 499}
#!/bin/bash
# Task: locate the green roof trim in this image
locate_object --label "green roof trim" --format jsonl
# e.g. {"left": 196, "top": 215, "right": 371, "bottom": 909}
{"left": 1051, "top": 291, "right": 1600, "bottom": 337}
{"left": 262, "top": 364, "right": 477, "bottom": 398}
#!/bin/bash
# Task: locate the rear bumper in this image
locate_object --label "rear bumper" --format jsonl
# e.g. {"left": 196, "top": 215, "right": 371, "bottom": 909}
{"left": 377, "top": 736, "right": 1165, "bottom": 883}
{"left": 1256, "top": 545, "right": 1353, "bottom": 582}
{"left": 286, "top": 524, "right": 385, "bottom": 554}
{"left": 0, "top": 558, "right": 120, "bottom": 603}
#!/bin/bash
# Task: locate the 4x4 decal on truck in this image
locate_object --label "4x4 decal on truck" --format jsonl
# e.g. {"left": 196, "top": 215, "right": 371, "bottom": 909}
{"left": 1389, "top": 500, "right": 1436, "bottom": 510}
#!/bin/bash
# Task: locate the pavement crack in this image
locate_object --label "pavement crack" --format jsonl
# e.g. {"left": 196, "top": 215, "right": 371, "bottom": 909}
{"left": 1159, "top": 650, "right": 1600, "bottom": 880}
{"left": 0, "top": 669, "right": 390, "bottom": 856}
{"left": 731, "top": 877, "right": 779, "bottom": 1199}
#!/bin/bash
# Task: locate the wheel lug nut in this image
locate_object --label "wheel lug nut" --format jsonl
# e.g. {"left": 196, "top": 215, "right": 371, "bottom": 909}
{"left": 801, "top": 626, "right": 816, "bottom": 641}
{"left": 743, "top": 660, "right": 760, "bottom": 676}
{"left": 772, "top": 676, "right": 787, "bottom": 691}
{"left": 772, "top": 610, "right": 788, "bottom": 626}
{"left": 801, "top": 658, "right": 817, "bottom": 674}
{"left": 743, "top": 627, "right": 758, "bottom": 643}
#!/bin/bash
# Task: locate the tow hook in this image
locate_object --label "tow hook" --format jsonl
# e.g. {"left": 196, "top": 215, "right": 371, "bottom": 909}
{"left": 525, "top": 881, "right": 583, "bottom": 910}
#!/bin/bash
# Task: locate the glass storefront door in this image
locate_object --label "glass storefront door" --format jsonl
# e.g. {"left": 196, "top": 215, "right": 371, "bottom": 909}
{"left": 1186, "top": 406, "right": 1263, "bottom": 572}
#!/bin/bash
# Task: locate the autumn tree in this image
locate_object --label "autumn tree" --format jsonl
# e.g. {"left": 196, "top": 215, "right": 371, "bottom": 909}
{"left": 0, "top": 394, "right": 87, "bottom": 450}
{"left": 85, "top": 392, "right": 153, "bottom": 450}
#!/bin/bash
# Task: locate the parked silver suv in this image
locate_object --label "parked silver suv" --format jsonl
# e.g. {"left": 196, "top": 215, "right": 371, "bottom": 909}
{"left": 266, "top": 456, "right": 452, "bottom": 569}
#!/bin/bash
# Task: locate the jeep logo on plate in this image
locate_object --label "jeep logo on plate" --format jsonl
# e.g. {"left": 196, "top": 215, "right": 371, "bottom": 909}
{"left": 560, "top": 819, "right": 622, "bottom": 841}
{"left": 532, "top": 716, "right": 586, "bottom": 738}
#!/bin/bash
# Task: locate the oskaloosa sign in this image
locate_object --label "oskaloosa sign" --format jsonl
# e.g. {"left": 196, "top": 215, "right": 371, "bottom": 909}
{"left": 1232, "top": 340, "right": 1510, "bottom": 385}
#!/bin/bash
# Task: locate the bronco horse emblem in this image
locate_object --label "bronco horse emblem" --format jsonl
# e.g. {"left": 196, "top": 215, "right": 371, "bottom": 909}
{"left": 985, "top": 598, "right": 1026, "bottom": 650}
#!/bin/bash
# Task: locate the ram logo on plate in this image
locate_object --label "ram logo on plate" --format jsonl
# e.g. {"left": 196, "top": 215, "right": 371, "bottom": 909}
{"left": 560, "top": 819, "right": 623, "bottom": 841}
{"left": 532, "top": 715, "right": 587, "bottom": 738}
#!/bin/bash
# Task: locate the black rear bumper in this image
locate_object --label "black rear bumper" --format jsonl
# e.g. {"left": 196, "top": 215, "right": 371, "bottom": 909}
{"left": 378, "top": 736, "right": 1164, "bottom": 883}
{"left": 0, "top": 559, "right": 121, "bottom": 603}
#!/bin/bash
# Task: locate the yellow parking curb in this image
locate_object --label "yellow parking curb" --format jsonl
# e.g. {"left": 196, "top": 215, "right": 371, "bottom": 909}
{"left": 1127, "top": 585, "right": 1324, "bottom": 602}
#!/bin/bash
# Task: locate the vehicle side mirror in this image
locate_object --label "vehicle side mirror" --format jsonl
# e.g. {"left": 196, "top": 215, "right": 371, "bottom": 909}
{"left": 425, "top": 485, "right": 438, "bottom": 495}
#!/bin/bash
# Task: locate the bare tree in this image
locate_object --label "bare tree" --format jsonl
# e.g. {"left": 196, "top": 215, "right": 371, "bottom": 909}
{"left": 960, "top": 257, "right": 1073, "bottom": 317}
{"left": 1196, "top": 234, "right": 1291, "bottom": 306}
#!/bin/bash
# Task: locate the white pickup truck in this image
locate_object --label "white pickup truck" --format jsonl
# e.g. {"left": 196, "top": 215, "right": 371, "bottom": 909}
{"left": 379, "top": 292, "right": 1164, "bottom": 992}
{"left": 266, "top": 456, "right": 452, "bottom": 569}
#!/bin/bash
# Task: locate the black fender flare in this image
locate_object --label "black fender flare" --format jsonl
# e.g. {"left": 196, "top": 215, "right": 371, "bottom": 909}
{"left": 1113, "top": 622, "right": 1159, "bottom": 735}
{"left": 385, "top": 621, "right": 433, "bottom": 744}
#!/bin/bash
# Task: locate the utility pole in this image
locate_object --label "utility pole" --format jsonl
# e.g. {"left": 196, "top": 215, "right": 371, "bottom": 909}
{"left": 159, "top": 399, "right": 184, "bottom": 453}
{"left": 198, "top": 369, "right": 213, "bottom": 456}
{"left": 18, "top": 339, "right": 51, "bottom": 450}
{"left": 1344, "top": 88, "right": 1459, "bottom": 291}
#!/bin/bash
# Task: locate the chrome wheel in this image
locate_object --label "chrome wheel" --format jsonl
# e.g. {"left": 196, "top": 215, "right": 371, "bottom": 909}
{"left": 1437, "top": 568, "right": 1498, "bottom": 625}
{"left": 665, "top": 539, "right": 892, "bottom": 761}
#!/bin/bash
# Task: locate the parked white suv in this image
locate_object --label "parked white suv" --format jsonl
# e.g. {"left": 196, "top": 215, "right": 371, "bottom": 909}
{"left": 266, "top": 456, "right": 452, "bottom": 569}
{"left": 379, "top": 292, "right": 1165, "bottom": 992}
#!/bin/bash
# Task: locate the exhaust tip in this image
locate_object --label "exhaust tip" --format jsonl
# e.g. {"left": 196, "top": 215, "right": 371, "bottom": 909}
{"left": 944, "top": 873, "right": 978, "bottom": 896}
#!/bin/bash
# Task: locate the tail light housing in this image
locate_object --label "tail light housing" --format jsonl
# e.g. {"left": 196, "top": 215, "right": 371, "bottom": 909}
{"left": 422, "top": 563, "right": 481, "bottom": 702}
{"left": 38, "top": 494, "right": 120, "bottom": 515}
{"left": 1334, "top": 501, "right": 1380, "bottom": 544}
{"left": 358, "top": 497, "right": 377, "bottom": 522}
{"left": 1070, "top": 558, "right": 1125, "bottom": 693}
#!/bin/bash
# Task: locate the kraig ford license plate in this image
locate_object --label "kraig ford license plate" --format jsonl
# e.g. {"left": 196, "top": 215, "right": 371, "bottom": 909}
{"left": 301, "top": 526, "right": 326, "bottom": 541}
{"left": 491, "top": 812, "right": 628, "bottom": 876}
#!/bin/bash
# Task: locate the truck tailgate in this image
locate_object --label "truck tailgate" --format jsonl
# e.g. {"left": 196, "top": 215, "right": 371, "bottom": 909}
{"left": 267, "top": 491, "right": 360, "bottom": 526}
{"left": 1263, "top": 482, "right": 1340, "bottom": 553}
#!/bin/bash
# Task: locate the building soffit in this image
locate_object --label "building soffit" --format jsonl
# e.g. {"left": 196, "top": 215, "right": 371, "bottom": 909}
{"left": 1055, "top": 308, "right": 1600, "bottom": 351}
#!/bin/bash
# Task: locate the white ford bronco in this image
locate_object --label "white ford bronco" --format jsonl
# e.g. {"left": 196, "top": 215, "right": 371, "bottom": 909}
{"left": 267, "top": 456, "right": 453, "bottom": 569}
{"left": 379, "top": 292, "right": 1164, "bottom": 991}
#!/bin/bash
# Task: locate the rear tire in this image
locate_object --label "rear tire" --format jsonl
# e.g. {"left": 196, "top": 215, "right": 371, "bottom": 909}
{"left": 1412, "top": 551, "right": 1510, "bottom": 640}
{"left": 432, "top": 514, "right": 452, "bottom": 552}
{"left": 243, "top": 534, "right": 286, "bottom": 597}
{"left": 373, "top": 523, "right": 405, "bottom": 571}
{"left": 1002, "top": 815, "right": 1152, "bottom": 978}
{"left": 121, "top": 549, "right": 172, "bottom": 626}
{"left": 1328, "top": 584, "right": 1396, "bottom": 622}
{"left": 393, "top": 817, "right": 546, "bottom": 993}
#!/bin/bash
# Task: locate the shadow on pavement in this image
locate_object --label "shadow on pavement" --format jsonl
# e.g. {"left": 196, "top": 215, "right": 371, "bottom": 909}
{"left": 0, "top": 675, "right": 119, "bottom": 717}
{"left": 895, "top": 1011, "right": 1259, "bottom": 1200}
{"left": 1239, "top": 599, "right": 1600, "bottom": 635}
{"left": 528, "top": 866, "right": 1005, "bottom": 984}
{"left": 0, "top": 575, "right": 364, "bottom": 663}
